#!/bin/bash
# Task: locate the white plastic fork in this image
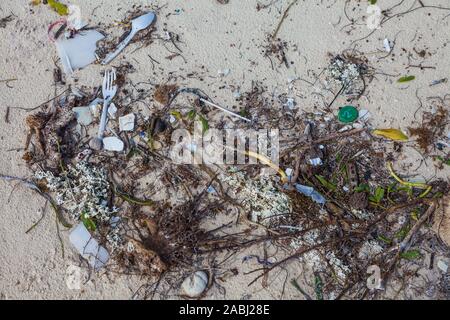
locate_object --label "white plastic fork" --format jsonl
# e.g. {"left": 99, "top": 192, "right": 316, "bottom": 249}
{"left": 89, "top": 69, "right": 118, "bottom": 150}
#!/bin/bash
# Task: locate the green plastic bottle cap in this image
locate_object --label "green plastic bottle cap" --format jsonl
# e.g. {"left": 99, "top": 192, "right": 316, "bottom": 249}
{"left": 338, "top": 105, "right": 358, "bottom": 123}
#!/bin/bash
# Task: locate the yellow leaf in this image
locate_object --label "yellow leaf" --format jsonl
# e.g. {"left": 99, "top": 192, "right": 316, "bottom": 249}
{"left": 48, "top": 0, "right": 69, "bottom": 16}
{"left": 169, "top": 110, "right": 182, "bottom": 121}
{"left": 373, "top": 129, "right": 408, "bottom": 141}
{"left": 31, "top": 0, "right": 42, "bottom": 5}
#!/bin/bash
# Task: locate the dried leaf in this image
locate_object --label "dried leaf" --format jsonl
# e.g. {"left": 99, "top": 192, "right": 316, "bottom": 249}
{"left": 373, "top": 129, "right": 408, "bottom": 141}
{"left": 246, "top": 151, "right": 288, "bottom": 182}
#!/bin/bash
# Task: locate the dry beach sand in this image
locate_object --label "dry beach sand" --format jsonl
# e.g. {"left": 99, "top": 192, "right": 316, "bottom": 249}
{"left": 0, "top": 0, "right": 449, "bottom": 299}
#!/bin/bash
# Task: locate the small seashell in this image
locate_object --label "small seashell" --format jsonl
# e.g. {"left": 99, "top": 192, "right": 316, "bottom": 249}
{"left": 181, "top": 271, "right": 208, "bottom": 298}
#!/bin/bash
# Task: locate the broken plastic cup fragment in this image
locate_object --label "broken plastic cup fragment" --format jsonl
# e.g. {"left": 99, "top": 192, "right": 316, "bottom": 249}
{"left": 55, "top": 30, "right": 105, "bottom": 74}
{"left": 69, "top": 223, "right": 109, "bottom": 270}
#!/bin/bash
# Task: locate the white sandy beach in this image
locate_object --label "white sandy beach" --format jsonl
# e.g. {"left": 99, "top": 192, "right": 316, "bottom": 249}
{"left": 0, "top": 0, "right": 449, "bottom": 299}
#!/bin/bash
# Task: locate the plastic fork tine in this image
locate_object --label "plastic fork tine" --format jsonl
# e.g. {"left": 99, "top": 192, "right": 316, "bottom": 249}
{"left": 102, "top": 70, "right": 108, "bottom": 91}
{"left": 110, "top": 70, "right": 116, "bottom": 89}
{"left": 109, "top": 71, "right": 114, "bottom": 90}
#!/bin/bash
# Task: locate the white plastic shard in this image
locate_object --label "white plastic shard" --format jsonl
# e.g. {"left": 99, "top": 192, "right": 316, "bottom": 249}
{"left": 103, "top": 136, "right": 124, "bottom": 152}
{"left": 119, "top": 113, "right": 135, "bottom": 131}
{"left": 69, "top": 223, "right": 109, "bottom": 269}
{"left": 309, "top": 157, "right": 323, "bottom": 166}
{"left": 383, "top": 38, "right": 391, "bottom": 52}
{"left": 56, "top": 30, "right": 105, "bottom": 74}
{"left": 358, "top": 109, "right": 371, "bottom": 122}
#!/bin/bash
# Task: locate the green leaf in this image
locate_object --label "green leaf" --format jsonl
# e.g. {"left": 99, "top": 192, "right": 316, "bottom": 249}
{"left": 433, "top": 192, "right": 444, "bottom": 199}
{"left": 198, "top": 115, "right": 209, "bottom": 134}
{"left": 369, "top": 0, "right": 377, "bottom": 4}
{"left": 315, "top": 175, "right": 336, "bottom": 191}
{"left": 126, "top": 147, "right": 139, "bottom": 159}
{"left": 314, "top": 274, "right": 323, "bottom": 301}
{"left": 378, "top": 235, "right": 392, "bottom": 245}
{"left": 436, "top": 156, "right": 450, "bottom": 166}
{"left": 115, "top": 189, "right": 154, "bottom": 206}
{"left": 355, "top": 183, "right": 370, "bottom": 193}
{"left": 239, "top": 109, "right": 250, "bottom": 118}
{"left": 397, "top": 75, "right": 415, "bottom": 83}
{"left": 369, "top": 186, "right": 385, "bottom": 203}
{"left": 400, "top": 249, "right": 421, "bottom": 260}
{"left": 410, "top": 208, "right": 420, "bottom": 221}
{"left": 48, "top": 0, "right": 69, "bottom": 16}
{"left": 395, "top": 225, "right": 410, "bottom": 240}
{"left": 80, "top": 212, "right": 96, "bottom": 232}
{"left": 187, "top": 109, "right": 196, "bottom": 120}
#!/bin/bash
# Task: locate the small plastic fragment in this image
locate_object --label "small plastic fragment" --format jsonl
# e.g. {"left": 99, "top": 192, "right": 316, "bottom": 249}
{"left": 218, "top": 69, "right": 230, "bottom": 77}
{"left": 309, "top": 158, "right": 323, "bottom": 166}
{"left": 293, "top": 183, "right": 326, "bottom": 205}
{"left": 358, "top": 109, "right": 371, "bottom": 122}
{"left": 383, "top": 38, "right": 391, "bottom": 52}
